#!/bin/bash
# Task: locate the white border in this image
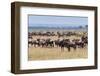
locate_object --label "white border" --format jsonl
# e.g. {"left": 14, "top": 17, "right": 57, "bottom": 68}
{"left": 20, "top": 7, "right": 95, "bottom": 70}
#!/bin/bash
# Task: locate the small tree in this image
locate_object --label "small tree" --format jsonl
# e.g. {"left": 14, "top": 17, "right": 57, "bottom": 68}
{"left": 85, "top": 25, "right": 88, "bottom": 28}
{"left": 79, "top": 26, "right": 83, "bottom": 29}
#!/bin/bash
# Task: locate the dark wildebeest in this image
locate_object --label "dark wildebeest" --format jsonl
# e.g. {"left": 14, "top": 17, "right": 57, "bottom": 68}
{"left": 28, "top": 38, "right": 42, "bottom": 47}
{"left": 32, "top": 38, "right": 55, "bottom": 48}
{"left": 57, "top": 32, "right": 64, "bottom": 38}
{"left": 54, "top": 39, "right": 60, "bottom": 47}
{"left": 45, "top": 39, "right": 54, "bottom": 47}
{"left": 72, "top": 38, "right": 86, "bottom": 48}
{"left": 81, "top": 36, "right": 88, "bottom": 45}
{"left": 59, "top": 39, "right": 76, "bottom": 52}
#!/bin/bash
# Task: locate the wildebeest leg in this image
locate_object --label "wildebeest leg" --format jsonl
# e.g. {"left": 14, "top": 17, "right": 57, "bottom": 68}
{"left": 28, "top": 42, "right": 31, "bottom": 47}
{"left": 34, "top": 43, "right": 36, "bottom": 47}
{"left": 28, "top": 45, "right": 29, "bottom": 47}
{"left": 49, "top": 44, "right": 51, "bottom": 48}
{"left": 82, "top": 43, "right": 84, "bottom": 48}
{"left": 73, "top": 45, "right": 76, "bottom": 50}
{"left": 81, "top": 43, "right": 84, "bottom": 48}
{"left": 41, "top": 43, "right": 44, "bottom": 47}
{"left": 38, "top": 43, "right": 40, "bottom": 47}
{"left": 28, "top": 44, "right": 29, "bottom": 47}
{"left": 57, "top": 44, "right": 59, "bottom": 47}
{"left": 52, "top": 42, "right": 54, "bottom": 47}
{"left": 52, "top": 43, "right": 54, "bottom": 47}
{"left": 68, "top": 46, "right": 70, "bottom": 52}
{"left": 61, "top": 47, "right": 64, "bottom": 52}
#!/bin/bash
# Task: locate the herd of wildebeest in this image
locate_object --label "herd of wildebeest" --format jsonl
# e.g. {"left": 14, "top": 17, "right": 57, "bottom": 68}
{"left": 28, "top": 31, "right": 88, "bottom": 52}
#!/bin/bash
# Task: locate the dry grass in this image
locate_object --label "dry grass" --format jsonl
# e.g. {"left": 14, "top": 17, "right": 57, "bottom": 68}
{"left": 28, "top": 46, "right": 88, "bottom": 61}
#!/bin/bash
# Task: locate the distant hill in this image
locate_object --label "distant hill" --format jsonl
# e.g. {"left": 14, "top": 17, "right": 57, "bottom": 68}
{"left": 29, "top": 25, "right": 88, "bottom": 30}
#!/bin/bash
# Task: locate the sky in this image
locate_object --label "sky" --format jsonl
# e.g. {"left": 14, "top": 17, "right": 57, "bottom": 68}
{"left": 28, "top": 15, "right": 88, "bottom": 27}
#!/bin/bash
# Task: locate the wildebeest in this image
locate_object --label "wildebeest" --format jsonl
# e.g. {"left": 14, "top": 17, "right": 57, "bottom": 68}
{"left": 58, "top": 39, "right": 76, "bottom": 52}
{"left": 43, "top": 39, "right": 54, "bottom": 47}
{"left": 28, "top": 38, "right": 55, "bottom": 48}
{"left": 28, "top": 31, "right": 88, "bottom": 52}
{"left": 73, "top": 39, "right": 84, "bottom": 48}
{"left": 28, "top": 36, "right": 87, "bottom": 52}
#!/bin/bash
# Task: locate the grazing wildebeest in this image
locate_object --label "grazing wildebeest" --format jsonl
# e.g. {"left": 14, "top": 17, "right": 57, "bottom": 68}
{"left": 44, "top": 39, "right": 54, "bottom": 47}
{"left": 75, "top": 36, "right": 88, "bottom": 48}
{"left": 40, "top": 39, "right": 47, "bottom": 47}
{"left": 81, "top": 36, "right": 88, "bottom": 45}
{"left": 28, "top": 38, "right": 33, "bottom": 47}
{"left": 32, "top": 40, "right": 39, "bottom": 47}
{"left": 57, "top": 32, "right": 64, "bottom": 38}
{"left": 72, "top": 37, "right": 87, "bottom": 48}
{"left": 28, "top": 30, "right": 88, "bottom": 53}
{"left": 28, "top": 38, "right": 42, "bottom": 47}
{"left": 58, "top": 39, "right": 76, "bottom": 52}
{"left": 54, "top": 39, "right": 61, "bottom": 47}
{"left": 31, "top": 38, "right": 55, "bottom": 48}
{"left": 75, "top": 40, "right": 84, "bottom": 48}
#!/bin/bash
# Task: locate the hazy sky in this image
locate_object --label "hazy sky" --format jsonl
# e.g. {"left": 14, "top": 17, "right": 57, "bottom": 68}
{"left": 28, "top": 15, "right": 88, "bottom": 27}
